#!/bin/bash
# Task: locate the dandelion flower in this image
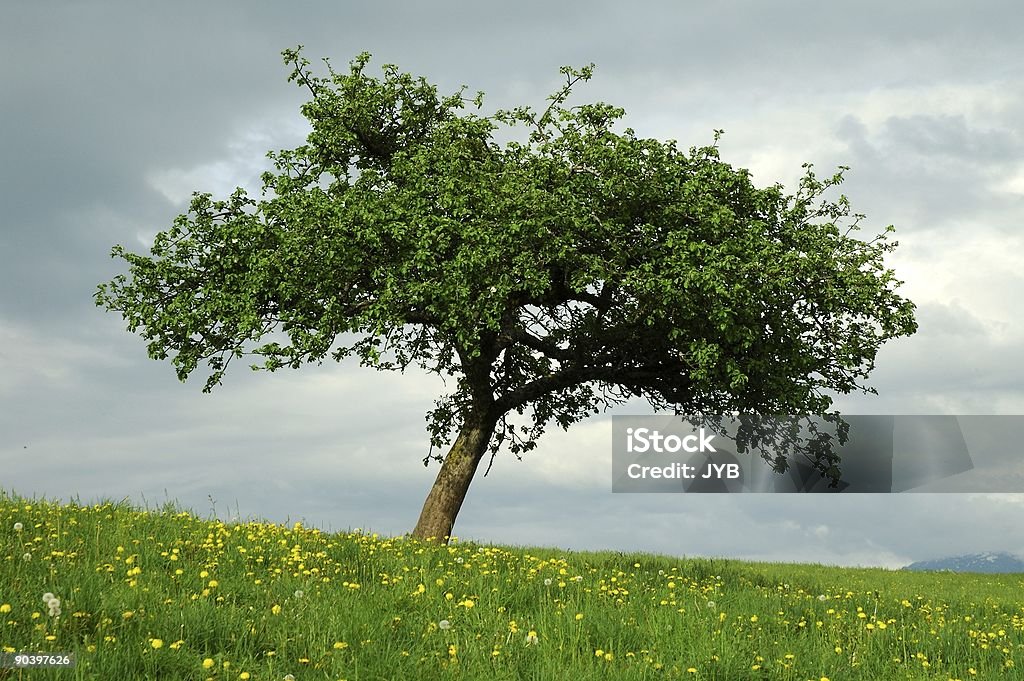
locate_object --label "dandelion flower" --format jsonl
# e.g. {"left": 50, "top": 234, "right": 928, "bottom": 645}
{"left": 525, "top": 630, "right": 539, "bottom": 645}
{"left": 239, "top": 673, "right": 250, "bottom": 680}
{"left": 202, "top": 658, "right": 215, "bottom": 669}
{"left": 150, "top": 639, "right": 164, "bottom": 649}
{"left": 271, "top": 604, "right": 282, "bottom": 615}
{"left": 0, "top": 604, "right": 11, "bottom": 614}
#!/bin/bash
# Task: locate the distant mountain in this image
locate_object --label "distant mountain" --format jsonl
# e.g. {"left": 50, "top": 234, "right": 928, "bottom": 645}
{"left": 903, "top": 552, "right": 1024, "bottom": 574}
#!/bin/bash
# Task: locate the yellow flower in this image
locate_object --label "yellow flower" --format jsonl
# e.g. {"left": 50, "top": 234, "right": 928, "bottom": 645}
{"left": 150, "top": 639, "right": 164, "bottom": 649}
{"left": 333, "top": 641, "right": 349, "bottom": 650}
{"left": 239, "top": 673, "right": 250, "bottom": 680}
{"left": 0, "top": 604, "right": 10, "bottom": 613}
{"left": 575, "top": 613, "right": 584, "bottom": 621}
{"left": 208, "top": 580, "right": 219, "bottom": 588}
{"left": 271, "top": 604, "right": 282, "bottom": 615}
{"left": 203, "top": 658, "right": 215, "bottom": 669}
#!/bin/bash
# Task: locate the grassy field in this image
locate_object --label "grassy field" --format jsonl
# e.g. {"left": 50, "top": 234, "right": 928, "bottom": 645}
{"left": 1, "top": 490, "right": 1022, "bottom": 680}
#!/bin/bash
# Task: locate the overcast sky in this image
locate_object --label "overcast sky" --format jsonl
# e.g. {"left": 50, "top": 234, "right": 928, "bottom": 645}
{"left": 3, "top": 1, "right": 1023, "bottom": 569}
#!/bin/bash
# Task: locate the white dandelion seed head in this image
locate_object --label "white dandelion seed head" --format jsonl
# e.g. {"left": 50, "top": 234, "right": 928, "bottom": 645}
{"left": 13, "top": 522, "right": 23, "bottom": 531}
{"left": 22, "top": 553, "right": 31, "bottom": 561}
{"left": 818, "top": 594, "right": 827, "bottom": 601}
{"left": 284, "top": 675, "right": 296, "bottom": 681}
{"left": 706, "top": 601, "right": 716, "bottom": 609}
{"left": 438, "top": 619, "right": 451, "bottom": 630}
{"left": 455, "top": 557, "right": 464, "bottom": 563}
{"left": 42, "top": 593, "right": 54, "bottom": 603}
{"left": 544, "top": 578, "right": 552, "bottom": 586}
{"left": 293, "top": 590, "right": 304, "bottom": 599}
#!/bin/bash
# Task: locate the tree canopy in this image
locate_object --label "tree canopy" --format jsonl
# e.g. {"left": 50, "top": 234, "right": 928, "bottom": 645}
{"left": 95, "top": 48, "right": 918, "bottom": 540}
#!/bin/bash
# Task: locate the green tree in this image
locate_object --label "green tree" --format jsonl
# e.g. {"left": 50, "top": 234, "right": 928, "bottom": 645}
{"left": 95, "top": 48, "right": 918, "bottom": 541}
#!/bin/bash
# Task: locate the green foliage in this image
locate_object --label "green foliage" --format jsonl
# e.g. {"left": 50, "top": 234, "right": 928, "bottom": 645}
{"left": 95, "top": 47, "right": 917, "bottom": 480}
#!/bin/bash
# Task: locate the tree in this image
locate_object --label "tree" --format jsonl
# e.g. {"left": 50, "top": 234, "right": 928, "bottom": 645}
{"left": 95, "top": 48, "right": 918, "bottom": 542}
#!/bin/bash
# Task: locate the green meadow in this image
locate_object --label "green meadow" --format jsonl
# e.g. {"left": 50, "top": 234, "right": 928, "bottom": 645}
{"left": 1, "top": 490, "right": 1021, "bottom": 680}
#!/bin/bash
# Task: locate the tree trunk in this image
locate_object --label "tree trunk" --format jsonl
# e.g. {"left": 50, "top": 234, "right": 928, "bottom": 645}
{"left": 411, "top": 413, "right": 497, "bottom": 543}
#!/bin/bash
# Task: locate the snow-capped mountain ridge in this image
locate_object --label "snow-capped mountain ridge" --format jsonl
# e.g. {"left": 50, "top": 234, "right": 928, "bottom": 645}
{"left": 902, "top": 552, "right": 1024, "bottom": 574}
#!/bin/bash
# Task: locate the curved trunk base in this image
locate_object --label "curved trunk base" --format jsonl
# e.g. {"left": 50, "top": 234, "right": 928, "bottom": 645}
{"left": 411, "top": 418, "right": 495, "bottom": 543}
